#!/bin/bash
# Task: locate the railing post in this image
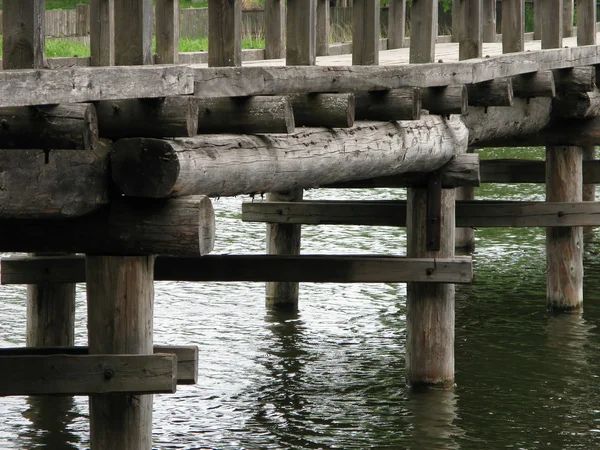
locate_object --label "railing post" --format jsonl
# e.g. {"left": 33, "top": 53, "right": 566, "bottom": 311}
{"left": 352, "top": 0, "right": 380, "bottom": 65}
{"left": 502, "top": 0, "right": 524, "bottom": 53}
{"left": 90, "top": 0, "right": 115, "bottom": 66}
{"left": 156, "top": 0, "right": 179, "bottom": 64}
{"left": 563, "top": 0, "right": 574, "bottom": 38}
{"left": 388, "top": 0, "right": 406, "bottom": 49}
{"left": 482, "top": 0, "right": 496, "bottom": 42}
{"left": 265, "top": 0, "right": 285, "bottom": 59}
{"left": 208, "top": 0, "right": 242, "bottom": 67}
{"left": 317, "top": 0, "right": 330, "bottom": 56}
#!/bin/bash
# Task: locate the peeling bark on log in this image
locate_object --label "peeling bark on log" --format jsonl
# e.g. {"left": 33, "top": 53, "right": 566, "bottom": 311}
{"left": 512, "top": 71, "right": 556, "bottom": 98}
{"left": 464, "top": 97, "right": 552, "bottom": 147}
{"left": 289, "top": 93, "right": 354, "bottom": 128}
{"left": 0, "top": 103, "right": 98, "bottom": 149}
{"left": 0, "top": 144, "right": 110, "bottom": 218}
{"left": 354, "top": 88, "right": 420, "bottom": 121}
{"left": 0, "top": 197, "right": 215, "bottom": 256}
{"left": 467, "top": 78, "right": 513, "bottom": 107}
{"left": 197, "top": 96, "right": 294, "bottom": 134}
{"left": 552, "top": 90, "right": 600, "bottom": 120}
{"left": 421, "top": 85, "right": 467, "bottom": 115}
{"left": 96, "top": 97, "right": 198, "bottom": 139}
{"left": 111, "top": 116, "right": 469, "bottom": 198}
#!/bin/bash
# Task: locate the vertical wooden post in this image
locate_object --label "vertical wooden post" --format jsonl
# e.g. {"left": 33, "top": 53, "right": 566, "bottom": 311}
{"left": 316, "top": 0, "right": 330, "bottom": 56}
{"left": 542, "top": 0, "right": 582, "bottom": 313}
{"left": 156, "top": 0, "right": 180, "bottom": 64}
{"left": 533, "top": 0, "right": 542, "bottom": 40}
{"left": 542, "top": 0, "right": 563, "bottom": 49}
{"left": 2, "top": 0, "right": 45, "bottom": 70}
{"left": 406, "top": 189, "right": 456, "bottom": 388}
{"left": 76, "top": 4, "right": 91, "bottom": 37}
{"left": 90, "top": 0, "right": 115, "bottom": 67}
{"left": 208, "top": 0, "right": 242, "bottom": 67}
{"left": 482, "top": 0, "right": 496, "bottom": 42}
{"left": 563, "top": 0, "right": 574, "bottom": 38}
{"left": 577, "top": 0, "right": 597, "bottom": 46}
{"left": 410, "top": 0, "right": 437, "bottom": 63}
{"left": 452, "top": 0, "right": 460, "bottom": 43}
{"left": 502, "top": 0, "right": 524, "bottom": 53}
{"left": 583, "top": 145, "right": 596, "bottom": 205}
{"left": 286, "top": 0, "right": 316, "bottom": 65}
{"left": 388, "top": 0, "right": 406, "bottom": 49}
{"left": 265, "top": 0, "right": 285, "bottom": 59}
{"left": 352, "top": 0, "right": 380, "bottom": 65}
{"left": 546, "top": 148, "right": 583, "bottom": 312}
{"left": 114, "top": 0, "right": 153, "bottom": 65}
{"left": 456, "top": 0, "right": 481, "bottom": 251}
{"left": 87, "top": 256, "right": 155, "bottom": 449}
{"left": 88, "top": 3, "right": 156, "bottom": 448}
{"left": 266, "top": 191, "right": 303, "bottom": 312}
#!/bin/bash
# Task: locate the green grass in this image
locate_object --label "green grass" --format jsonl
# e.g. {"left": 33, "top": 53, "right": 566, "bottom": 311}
{"left": 178, "top": 36, "right": 265, "bottom": 52}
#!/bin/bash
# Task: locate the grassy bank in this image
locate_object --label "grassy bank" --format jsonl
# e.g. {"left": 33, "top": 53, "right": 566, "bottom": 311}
{"left": 0, "top": 36, "right": 265, "bottom": 58}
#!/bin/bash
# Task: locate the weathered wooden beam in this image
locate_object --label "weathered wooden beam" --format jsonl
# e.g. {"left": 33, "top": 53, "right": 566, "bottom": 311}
{"left": 208, "top": 0, "right": 241, "bottom": 67}
{"left": 287, "top": 0, "right": 316, "bottom": 66}
{"left": 0, "top": 65, "right": 193, "bottom": 108}
{"left": 0, "top": 345, "right": 197, "bottom": 385}
{"left": 354, "top": 88, "right": 420, "bottom": 121}
{"left": 316, "top": 0, "right": 330, "bottom": 57}
{"left": 2, "top": 0, "right": 45, "bottom": 70}
{"left": 289, "top": 93, "right": 355, "bottom": 128}
{"left": 467, "top": 78, "right": 513, "bottom": 107}
{"left": 0, "top": 254, "right": 473, "bottom": 284}
{"left": 193, "top": 46, "right": 600, "bottom": 96}
{"left": 0, "top": 103, "right": 98, "bottom": 149}
{"left": 421, "top": 85, "right": 468, "bottom": 115}
{"left": 479, "top": 158, "right": 600, "bottom": 184}
{"left": 410, "top": 0, "right": 437, "bottom": 63}
{"left": 512, "top": 71, "right": 556, "bottom": 98}
{"left": 578, "top": 0, "right": 597, "bottom": 46}
{"left": 0, "top": 197, "right": 215, "bottom": 256}
{"left": 553, "top": 67, "right": 595, "bottom": 94}
{"left": 242, "top": 200, "right": 600, "bottom": 228}
{"left": 353, "top": 0, "right": 380, "bottom": 65}
{"left": 111, "top": 116, "right": 469, "bottom": 198}
{"left": 0, "top": 146, "right": 110, "bottom": 219}
{"left": 0, "top": 354, "right": 176, "bottom": 396}
{"left": 552, "top": 90, "right": 600, "bottom": 120}
{"left": 156, "top": 0, "right": 179, "bottom": 64}
{"left": 90, "top": 0, "right": 115, "bottom": 66}
{"left": 264, "top": 0, "right": 285, "bottom": 59}
{"left": 502, "top": 0, "right": 524, "bottom": 53}
{"left": 323, "top": 153, "right": 480, "bottom": 188}
{"left": 458, "top": 0, "right": 482, "bottom": 60}
{"left": 388, "top": 0, "right": 406, "bottom": 49}
{"left": 114, "top": 0, "right": 153, "bottom": 65}
{"left": 196, "top": 96, "right": 294, "bottom": 134}
{"left": 465, "top": 98, "right": 552, "bottom": 147}
{"left": 96, "top": 97, "right": 199, "bottom": 139}
{"left": 542, "top": 0, "right": 563, "bottom": 50}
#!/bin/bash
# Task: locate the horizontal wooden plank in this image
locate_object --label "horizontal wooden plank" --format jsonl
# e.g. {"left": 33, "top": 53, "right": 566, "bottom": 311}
{"left": 0, "top": 254, "right": 473, "bottom": 284}
{"left": 480, "top": 159, "right": 600, "bottom": 184}
{"left": 242, "top": 200, "right": 600, "bottom": 227}
{"left": 0, "top": 354, "right": 177, "bottom": 396}
{"left": 0, "top": 346, "right": 197, "bottom": 385}
{"left": 0, "top": 65, "right": 193, "bottom": 108}
{"left": 194, "top": 46, "right": 600, "bottom": 97}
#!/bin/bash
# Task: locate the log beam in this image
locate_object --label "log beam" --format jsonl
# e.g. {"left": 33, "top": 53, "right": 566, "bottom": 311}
{"left": 111, "top": 116, "right": 469, "bottom": 198}
{"left": 289, "top": 93, "right": 355, "bottom": 128}
{"left": 467, "top": 79, "right": 513, "bottom": 107}
{"left": 421, "top": 85, "right": 468, "bottom": 115}
{"left": 553, "top": 67, "right": 595, "bottom": 94}
{"left": 512, "top": 71, "right": 556, "bottom": 99}
{"left": 354, "top": 88, "right": 420, "bottom": 121}
{"left": 552, "top": 91, "right": 600, "bottom": 120}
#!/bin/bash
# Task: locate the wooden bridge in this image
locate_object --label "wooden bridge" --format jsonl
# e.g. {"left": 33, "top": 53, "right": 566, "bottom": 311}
{"left": 0, "top": 0, "right": 599, "bottom": 448}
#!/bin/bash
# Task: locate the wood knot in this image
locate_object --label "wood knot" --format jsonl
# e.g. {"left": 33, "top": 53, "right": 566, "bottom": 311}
{"left": 112, "top": 103, "right": 120, "bottom": 112}
{"left": 103, "top": 368, "right": 114, "bottom": 380}
{"left": 558, "top": 211, "right": 565, "bottom": 218}
{"left": 0, "top": 119, "right": 9, "bottom": 129}
{"left": 426, "top": 268, "right": 434, "bottom": 276}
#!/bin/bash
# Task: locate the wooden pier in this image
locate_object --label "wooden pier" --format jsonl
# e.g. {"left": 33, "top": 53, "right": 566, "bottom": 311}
{"left": 0, "top": 0, "right": 599, "bottom": 447}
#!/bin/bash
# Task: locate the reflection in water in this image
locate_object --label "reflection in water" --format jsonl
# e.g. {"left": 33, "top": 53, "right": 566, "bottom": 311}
{"left": 22, "top": 396, "right": 81, "bottom": 449}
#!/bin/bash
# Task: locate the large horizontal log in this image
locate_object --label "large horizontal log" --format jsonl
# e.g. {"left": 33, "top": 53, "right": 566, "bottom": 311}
{"left": 512, "top": 71, "right": 556, "bottom": 98}
{"left": 289, "top": 93, "right": 355, "bottom": 128}
{"left": 0, "top": 196, "right": 215, "bottom": 256}
{"left": 552, "top": 90, "right": 600, "bottom": 120}
{"left": 96, "top": 97, "right": 199, "bottom": 139}
{"left": 467, "top": 78, "right": 513, "bottom": 107}
{"left": 0, "top": 254, "right": 472, "bottom": 284}
{"left": 0, "top": 345, "right": 197, "bottom": 385}
{"left": 111, "top": 115, "right": 468, "bottom": 198}
{"left": 480, "top": 159, "right": 600, "bottom": 184}
{"left": 193, "top": 46, "right": 600, "bottom": 97}
{"left": 0, "top": 65, "right": 193, "bottom": 108}
{"left": 354, "top": 88, "right": 420, "bottom": 121}
{"left": 323, "top": 153, "right": 480, "bottom": 188}
{"left": 553, "top": 67, "right": 595, "bottom": 93}
{"left": 464, "top": 97, "right": 552, "bottom": 147}
{"left": 197, "top": 96, "right": 294, "bottom": 134}
{"left": 0, "top": 354, "right": 176, "bottom": 396}
{"left": 0, "top": 145, "right": 110, "bottom": 219}
{"left": 0, "top": 103, "right": 98, "bottom": 149}
{"left": 242, "top": 200, "right": 600, "bottom": 227}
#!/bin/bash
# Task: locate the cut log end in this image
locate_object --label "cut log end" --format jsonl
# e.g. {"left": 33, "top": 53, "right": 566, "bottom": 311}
{"left": 112, "top": 138, "right": 181, "bottom": 198}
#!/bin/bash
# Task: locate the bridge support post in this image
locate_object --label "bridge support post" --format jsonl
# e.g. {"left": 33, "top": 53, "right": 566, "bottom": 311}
{"left": 406, "top": 188, "right": 456, "bottom": 388}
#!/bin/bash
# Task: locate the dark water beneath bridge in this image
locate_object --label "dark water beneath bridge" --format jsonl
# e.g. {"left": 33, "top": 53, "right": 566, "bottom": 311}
{"left": 2, "top": 147, "right": 600, "bottom": 449}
